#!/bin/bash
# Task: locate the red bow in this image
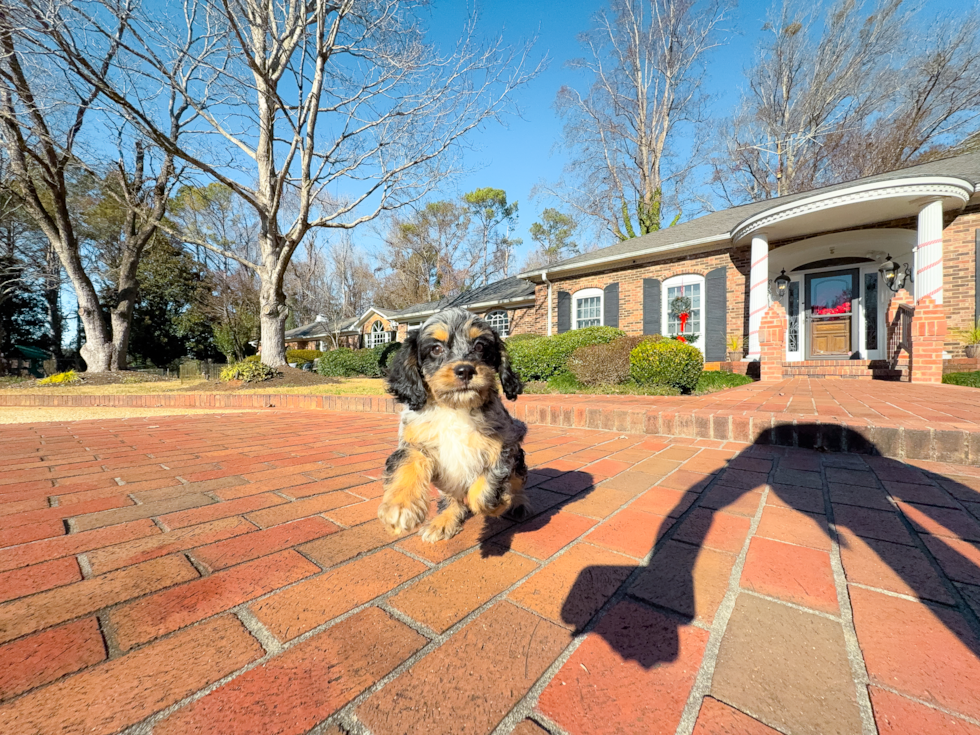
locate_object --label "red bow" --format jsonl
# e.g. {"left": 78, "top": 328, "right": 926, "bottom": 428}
{"left": 679, "top": 312, "right": 690, "bottom": 332}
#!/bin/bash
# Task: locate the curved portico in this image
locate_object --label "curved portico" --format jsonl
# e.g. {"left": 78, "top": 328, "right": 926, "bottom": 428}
{"left": 733, "top": 176, "right": 975, "bottom": 361}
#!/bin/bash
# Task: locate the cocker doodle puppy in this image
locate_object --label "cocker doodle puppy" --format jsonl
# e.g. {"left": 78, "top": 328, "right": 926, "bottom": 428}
{"left": 378, "top": 308, "right": 530, "bottom": 542}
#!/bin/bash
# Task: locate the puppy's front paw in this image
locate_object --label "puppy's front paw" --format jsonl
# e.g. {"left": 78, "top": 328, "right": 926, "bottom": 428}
{"left": 378, "top": 497, "right": 427, "bottom": 535}
{"left": 420, "top": 517, "right": 462, "bottom": 543}
{"left": 504, "top": 500, "right": 533, "bottom": 522}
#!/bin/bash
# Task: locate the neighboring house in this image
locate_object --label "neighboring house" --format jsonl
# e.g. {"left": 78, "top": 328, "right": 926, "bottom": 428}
{"left": 387, "top": 277, "right": 538, "bottom": 341}
{"left": 283, "top": 315, "right": 358, "bottom": 351}
{"left": 514, "top": 149, "right": 980, "bottom": 376}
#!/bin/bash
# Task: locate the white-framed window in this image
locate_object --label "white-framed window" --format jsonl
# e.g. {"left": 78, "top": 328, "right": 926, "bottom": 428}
{"left": 485, "top": 310, "right": 510, "bottom": 338}
{"left": 573, "top": 288, "right": 603, "bottom": 329}
{"left": 365, "top": 319, "right": 392, "bottom": 348}
{"left": 662, "top": 274, "right": 704, "bottom": 352}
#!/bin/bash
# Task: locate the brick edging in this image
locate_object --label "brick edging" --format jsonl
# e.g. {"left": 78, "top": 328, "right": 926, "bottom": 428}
{"left": 2, "top": 392, "right": 977, "bottom": 465}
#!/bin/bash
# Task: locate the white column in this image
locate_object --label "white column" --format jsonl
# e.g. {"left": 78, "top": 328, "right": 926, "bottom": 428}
{"left": 747, "top": 232, "right": 769, "bottom": 360}
{"left": 916, "top": 199, "right": 944, "bottom": 304}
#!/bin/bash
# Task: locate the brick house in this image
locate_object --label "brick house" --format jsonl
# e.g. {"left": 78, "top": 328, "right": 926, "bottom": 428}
{"left": 513, "top": 150, "right": 980, "bottom": 379}
{"left": 386, "top": 277, "right": 538, "bottom": 342}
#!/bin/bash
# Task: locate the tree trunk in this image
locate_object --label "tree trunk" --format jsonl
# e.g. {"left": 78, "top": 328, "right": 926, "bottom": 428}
{"left": 259, "top": 276, "right": 288, "bottom": 367}
{"left": 109, "top": 249, "right": 141, "bottom": 371}
{"left": 43, "top": 243, "right": 63, "bottom": 361}
{"left": 56, "top": 237, "right": 114, "bottom": 372}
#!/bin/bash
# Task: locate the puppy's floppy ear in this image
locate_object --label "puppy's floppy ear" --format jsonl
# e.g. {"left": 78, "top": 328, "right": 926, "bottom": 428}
{"left": 495, "top": 332, "right": 523, "bottom": 401}
{"left": 385, "top": 332, "right": 428, "bottom": 410}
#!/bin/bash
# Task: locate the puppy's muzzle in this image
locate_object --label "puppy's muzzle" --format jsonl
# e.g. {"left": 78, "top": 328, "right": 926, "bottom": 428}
{"left": 453, "top": 363, "right": 476, "bottom": 384}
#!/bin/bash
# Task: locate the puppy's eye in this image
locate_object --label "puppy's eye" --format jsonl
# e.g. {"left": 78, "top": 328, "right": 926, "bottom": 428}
{"left": 473, "top": 342, "right": 484, "bottom": 354}
{"left": 430, "top": 344, "right": 444, "bottom": 357}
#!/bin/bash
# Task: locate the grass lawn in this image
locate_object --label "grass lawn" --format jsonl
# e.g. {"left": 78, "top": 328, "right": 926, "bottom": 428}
{"left": 943, "top": 371, "right": 980, "bottom": 388}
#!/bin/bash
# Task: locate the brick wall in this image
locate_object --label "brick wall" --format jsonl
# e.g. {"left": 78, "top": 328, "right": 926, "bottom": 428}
{"left": 542, "top": 246, "right": 752, "bottom": 343}
{"left": 943, "top": 208, "right": 980, "bottom": 358}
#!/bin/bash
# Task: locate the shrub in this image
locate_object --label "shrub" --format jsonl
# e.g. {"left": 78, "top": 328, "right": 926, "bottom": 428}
{"left": 219, "top": 361, "right": 280, "bottom": 383}
{"left": 505, "top": 333, "right": 543, "bottom": 344}
{"left": 317, "top": 342, "right": 401, "bottom": 378}
{"left": 286, "top": 349, "right": 323, "bottom": 366}
{"left": 630, "top": 339, "right": 704, "bottom": 392}
{"left": 568, "top": 335, "right": 661, "bottom": 386}
{"left": 243, "top": 354, "right": 261, "bottom": 363}
{"left": 37, "top": 370, "right": 81, "bottom": 386}
{"left": 507, "top": 326, "right": 625, "bottom": 382}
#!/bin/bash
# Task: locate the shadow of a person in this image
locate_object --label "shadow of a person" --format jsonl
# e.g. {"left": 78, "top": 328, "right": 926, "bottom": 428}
{"left": 479, "top": 470, "right": 597, "bottom": 558}
{"left": 559, "top": 426, "right": 980, "bottom": 681}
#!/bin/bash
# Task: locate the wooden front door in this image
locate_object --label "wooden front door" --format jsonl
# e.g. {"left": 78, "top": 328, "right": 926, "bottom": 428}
{"left": 805, "top": 269, "right": 858, "bottom": 359}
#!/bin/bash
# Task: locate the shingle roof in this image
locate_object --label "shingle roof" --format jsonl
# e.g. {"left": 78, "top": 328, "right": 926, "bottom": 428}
{"left": 521, "top": 149, "right": 980, "bottom": 274}
{"left": 284, "top": 316, "right": 357, "bottom": 340}
{"left": 445, "top": 277, "right": 537, "bottom": 308}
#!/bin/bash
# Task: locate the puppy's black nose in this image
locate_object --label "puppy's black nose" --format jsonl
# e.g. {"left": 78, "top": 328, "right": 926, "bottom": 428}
{"left": 454, "top": 364, "right": 475, "bottom": 381}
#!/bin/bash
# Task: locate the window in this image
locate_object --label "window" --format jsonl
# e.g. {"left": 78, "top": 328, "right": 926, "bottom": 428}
{"left": 662, "top": 275, "right": 704, "bottom": 351}
{"left": 485, "top": 310, "right": 509, "bottom": 338}
{"left": 365, "top": 320, "right": 392, "bottom": 348}
{"left": 573, "top": 288, "right": 603, "bottom": 329}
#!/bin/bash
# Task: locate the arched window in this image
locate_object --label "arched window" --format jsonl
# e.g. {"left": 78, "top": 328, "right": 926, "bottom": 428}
{"left": 662, "top": 274, "right": 705, "bottom": 352}
{"left": 572, "top": 288, "right": 603, "bottom": 329}
{"left": 485, "top": 310, "right": 510, "bottom": 338}
{"left": 365, "top": 319, "right": 391, "bottom": 348}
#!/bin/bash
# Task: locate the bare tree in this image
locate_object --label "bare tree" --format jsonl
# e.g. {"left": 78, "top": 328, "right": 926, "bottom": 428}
{"left": 548, "top": 0, "right": 731, "bottom": 242}
{"left": 0, "top": 4, "right": 191, "bottom": 371}
{"left": 34, "top": 0, "right": 540, "bottom": 366}
{"left": 710, "top": 0, "right": 980, "bottom": 205}
{"left": 377, "top": 199, "right": 473, "bottom": 307}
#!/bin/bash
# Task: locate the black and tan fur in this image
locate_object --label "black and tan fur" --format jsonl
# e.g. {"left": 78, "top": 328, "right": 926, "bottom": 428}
{"left": 378, "top": 308, "right": 529, "bottom": 542}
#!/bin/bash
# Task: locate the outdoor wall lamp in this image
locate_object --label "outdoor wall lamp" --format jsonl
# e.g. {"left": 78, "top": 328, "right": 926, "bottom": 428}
{"left": 879, "top": 255, "right": 912, "bottom": 292}
{"left": 773, "top": 269, "right": 791, "bottom": 298}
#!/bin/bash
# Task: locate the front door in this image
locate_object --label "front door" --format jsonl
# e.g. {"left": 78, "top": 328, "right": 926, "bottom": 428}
{"left": 805, "top": 269, "right": 858, "bottom": 359}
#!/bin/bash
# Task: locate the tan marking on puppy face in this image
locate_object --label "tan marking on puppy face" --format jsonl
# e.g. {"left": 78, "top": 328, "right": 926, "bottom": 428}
{"left": 469, "top": 325, "right": 484, "bottom": 340}
{"left": 427, "top": 362, "right": 494, "bottom": 409}
{"left": 430, "top": 327, "right": 449, "bottom": 342}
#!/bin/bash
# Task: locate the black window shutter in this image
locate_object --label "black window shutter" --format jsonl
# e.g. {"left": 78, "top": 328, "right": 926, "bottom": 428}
{"left": 704, "top": 266, "right": 727, "bottom": 362}
{"left": 557, "top": 291, "right": 571, "bottom": 333}
{"left": 603, "top": 283, "right": 620, "bottom": 328}
{"left": 642, "top": 279, "right": 661, "bottom": 335}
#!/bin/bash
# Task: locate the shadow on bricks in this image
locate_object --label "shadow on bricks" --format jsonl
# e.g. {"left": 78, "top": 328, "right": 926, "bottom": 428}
{"left": 479, "top": 471, "right": 596, "bottom": 559}
{"left": 560, "top": 426, "right": 980, "bottom": 669}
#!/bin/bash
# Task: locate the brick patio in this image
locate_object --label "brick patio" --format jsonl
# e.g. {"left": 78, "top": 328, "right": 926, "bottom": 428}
{"left": 3, "top": 410, "right": 980, "bottom": 734}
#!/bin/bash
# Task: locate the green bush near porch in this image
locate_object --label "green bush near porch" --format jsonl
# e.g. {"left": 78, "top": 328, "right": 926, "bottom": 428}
{"left": 630, "top": 338, "right": 704, "bottom": 393}
{"left": 943, "top": 371, "right": 980, "bottom": 388}
{"left": 506, "top": 326, "right": 624, "bottom": 382}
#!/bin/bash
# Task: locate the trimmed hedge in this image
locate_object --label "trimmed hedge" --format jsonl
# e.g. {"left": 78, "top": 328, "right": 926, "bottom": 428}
{"left": 568, "top": 335, "right": 660, "bottom": 386}
{"left": 286, "top": 349, "right": 323, "bottom": 366}
{"left": 630, "top": 338, "right": 704, "bottom": 393}
{"left": 317, "top": 342, "right": 402, "bottom": 378}
{"left": 507, "top": 326, "right": 625, "bottom": 382}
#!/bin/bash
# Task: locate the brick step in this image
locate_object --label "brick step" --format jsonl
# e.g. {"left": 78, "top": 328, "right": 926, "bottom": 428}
{"left": 781, "top": 369, "right": 904, "bottom": 381}
{"left": 782, "top": 359, "right": 904, "bottom": 380}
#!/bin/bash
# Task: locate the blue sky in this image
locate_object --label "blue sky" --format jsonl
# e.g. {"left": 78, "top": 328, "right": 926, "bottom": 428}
{"left": 407, "top": 0, "right": 967, "bottom": 265}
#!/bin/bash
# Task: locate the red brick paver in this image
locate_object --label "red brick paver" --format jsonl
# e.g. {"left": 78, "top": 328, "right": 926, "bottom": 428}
{"left": 4, "top": 408, "right": 980, "bottom": 734}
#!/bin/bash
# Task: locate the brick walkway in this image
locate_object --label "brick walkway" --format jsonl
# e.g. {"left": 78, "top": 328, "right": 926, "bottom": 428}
{"left": 3, "top": 411, "right": 980, "bottom": 734}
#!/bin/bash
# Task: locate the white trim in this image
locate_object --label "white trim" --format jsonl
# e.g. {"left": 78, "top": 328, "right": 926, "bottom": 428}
{"left": 732, "top": 176, "right": 973, "bottom": 243}
{"left": 351, "top": 306, "right": 396, "bottom": 331}
{"left": 572, "top": 288, "right": 603, "bottom": 329}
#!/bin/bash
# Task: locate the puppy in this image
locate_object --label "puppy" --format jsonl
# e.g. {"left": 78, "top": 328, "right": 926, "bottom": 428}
{"left": 378, "top": 308, "right": 530, "bottom": 542}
